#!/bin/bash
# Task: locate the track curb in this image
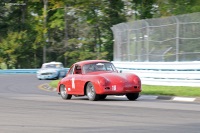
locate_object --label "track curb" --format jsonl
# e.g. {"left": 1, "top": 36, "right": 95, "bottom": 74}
{"left": 38, "top": 83, "right": 56, "bottom": 92}
{"left": 152, "top": 95, "right": 200, "bottom": 102}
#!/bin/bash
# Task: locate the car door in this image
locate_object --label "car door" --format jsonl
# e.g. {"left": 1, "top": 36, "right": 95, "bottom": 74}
{"left": 73, "top": 65, "right": 85, "bottom": 95}
{"left": 64, "top": 65, "right": 76, "bottom": 94}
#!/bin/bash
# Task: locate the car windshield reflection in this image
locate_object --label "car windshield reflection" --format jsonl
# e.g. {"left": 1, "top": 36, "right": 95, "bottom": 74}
{"left": 83, "top": 62, "right": 117, "bottom": 74}
{"left": 42, "top": 64, "right": 63, "bottom": 69}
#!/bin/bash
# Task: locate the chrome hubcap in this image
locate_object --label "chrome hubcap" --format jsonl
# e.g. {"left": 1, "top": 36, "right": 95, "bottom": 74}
{"left": 61, "top": 86, "right": 66, "bottom": 97}
{"left": 87, "top": 85, "right": 94, "bottom": 99}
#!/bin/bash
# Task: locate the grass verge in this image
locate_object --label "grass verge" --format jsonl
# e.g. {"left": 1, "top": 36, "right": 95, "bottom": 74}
{"left": 50, "top": 80, "right": 200, "bottom": 97}
{"left": 142, "top": 85, "right": 200, "bottom": 97}
{"left": 49, "top": 80, "right": 59, "bottom": 88}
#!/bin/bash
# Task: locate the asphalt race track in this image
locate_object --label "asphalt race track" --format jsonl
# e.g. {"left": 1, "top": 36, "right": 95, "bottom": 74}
{"left": 0, "top": 74, "right": 200, "bottom": 133}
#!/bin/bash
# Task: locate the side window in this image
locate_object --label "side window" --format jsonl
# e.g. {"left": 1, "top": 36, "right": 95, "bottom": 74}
{"left": 106, "top": 63, "right": 112, "bottom": 71}
{"left": 68, "top": 65, "right": 75, "bottom": 75}
{"left": 105, "top": 63, "right": 117, "bottom": 71}
{"left": 95, "top": 63, "right": 105, "bottom": 71}
{"left": 74, "top": 65, "right": 82, "bottom": 74}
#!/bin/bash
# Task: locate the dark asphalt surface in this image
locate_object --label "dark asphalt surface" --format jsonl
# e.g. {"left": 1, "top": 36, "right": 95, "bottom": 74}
{"left": 0, "top": 74, "right": 200, "bottom": 133}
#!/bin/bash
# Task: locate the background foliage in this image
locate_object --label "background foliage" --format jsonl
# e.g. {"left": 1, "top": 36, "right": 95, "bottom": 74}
{"left": 0, "top": 0, "right": 200, "bottom": 68}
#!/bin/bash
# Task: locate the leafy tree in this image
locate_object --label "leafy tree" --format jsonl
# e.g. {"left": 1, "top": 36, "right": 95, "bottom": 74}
{"left": 0, "top": 31, "right": 26, "bottom": 68}
{"left": 124, "top": 0, "right": 157, "bottom": 20}
{"left": 1, "top": 0, "right": 200, "bottom": 68}
{"left": 156, "top": 0, "right": 200, "bottom": 17}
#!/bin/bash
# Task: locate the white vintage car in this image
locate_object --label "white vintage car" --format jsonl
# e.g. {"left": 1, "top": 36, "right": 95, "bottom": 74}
{"left": 37, "top": 62, "right": 68, "bottom": 80}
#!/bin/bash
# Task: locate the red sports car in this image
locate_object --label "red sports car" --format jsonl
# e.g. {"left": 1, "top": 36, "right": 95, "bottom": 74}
{"left": 57, "top": 60, "right": 141, "bottom": 101}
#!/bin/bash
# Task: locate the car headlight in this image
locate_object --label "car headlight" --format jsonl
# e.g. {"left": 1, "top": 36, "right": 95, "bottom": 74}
{"left": 99, "top": 78, "right": 109, "bottom": 86}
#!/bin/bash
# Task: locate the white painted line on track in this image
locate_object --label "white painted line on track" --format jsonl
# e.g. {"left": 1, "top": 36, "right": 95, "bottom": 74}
{"left": 114, "top": 95, "right": 126, "bottom": 98}
{"left": 114, "top": 95, "right": 158, "bottom": 100}
{"left": 139, "top": 95, "right": 158, "bottom": 100}
{"left": 172, "top": 97, "right": 196, "bottom": 102}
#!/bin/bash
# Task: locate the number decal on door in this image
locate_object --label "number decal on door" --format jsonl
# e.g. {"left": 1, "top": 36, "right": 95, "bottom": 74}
{"left": 72, "top": 77, "right": 75, "bottom": 89}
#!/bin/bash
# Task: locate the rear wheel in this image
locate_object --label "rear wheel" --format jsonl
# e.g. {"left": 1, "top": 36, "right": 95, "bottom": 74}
{"left": 60, "top": 85, "right": 72, "bottom": 100}
{"left": 86, "top": 82, "right": 99, "bottom": 101}
{"left": 126, "top": 93, "right": 139, "bottom": 101}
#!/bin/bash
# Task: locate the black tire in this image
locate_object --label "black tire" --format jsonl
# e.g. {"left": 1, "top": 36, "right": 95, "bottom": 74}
{"left": 86, "top": 82, "right": 99, "bottom": 101}
{"left": 60, "top": 85, "right": 72, "bottom": 100}
{"left": 99, "top": 95, "right": 107, "bottom": 100}
{"left": 126, "top": 93, "right": 139, "bottom": 101}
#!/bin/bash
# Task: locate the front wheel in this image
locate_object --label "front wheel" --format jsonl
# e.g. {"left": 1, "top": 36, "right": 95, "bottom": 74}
{"left": 60, "top": 85, "right": 72, "bottom": 100}
{"left": 86, "top": 82, "right": 99, "bottom": 101}
{"left": 126, "top": 93, "right": 139, "bottom": 101}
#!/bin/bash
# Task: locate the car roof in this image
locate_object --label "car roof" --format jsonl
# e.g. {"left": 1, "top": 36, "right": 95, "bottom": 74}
{"left": 43, "top": 61, "right": 63, "bottom": 65}
{"left": 74, "top": 60, "right": 110, "bottom": 66}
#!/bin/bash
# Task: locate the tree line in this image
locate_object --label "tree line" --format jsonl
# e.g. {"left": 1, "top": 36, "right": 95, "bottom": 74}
{"left": 0, "top": 0, "right": 200, "bottom": 68}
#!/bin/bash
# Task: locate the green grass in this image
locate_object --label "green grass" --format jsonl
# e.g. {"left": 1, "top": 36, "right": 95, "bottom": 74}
{"left": 142, "top": 85, "right": 200, "bottom": 97}
{"left": 49, "top": 80, "right": 60, "bottom": 88}
{"left": 49, "top": 80, "right": 200, "bottom": 97}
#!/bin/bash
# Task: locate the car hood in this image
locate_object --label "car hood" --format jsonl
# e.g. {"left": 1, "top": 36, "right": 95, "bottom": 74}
{"left": 89, "top": 72, "right": 140, "bottom": 84}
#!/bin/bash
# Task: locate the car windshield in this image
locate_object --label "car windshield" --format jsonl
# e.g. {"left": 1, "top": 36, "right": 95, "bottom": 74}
{"left": 42, "top": 63, "right": 63, "bottom": 69}
{"left": 83, "top": 62, "right": 117, "bottom": 74}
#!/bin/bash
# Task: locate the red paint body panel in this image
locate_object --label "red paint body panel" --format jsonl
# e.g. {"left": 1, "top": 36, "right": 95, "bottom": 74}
{"left": 57, "top": 60, "right": 141, "bottom": 96}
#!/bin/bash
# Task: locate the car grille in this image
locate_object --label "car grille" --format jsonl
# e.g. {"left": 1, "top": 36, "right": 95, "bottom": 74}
{"left": 41, "top": 73, "right": 52, "bottom": 75}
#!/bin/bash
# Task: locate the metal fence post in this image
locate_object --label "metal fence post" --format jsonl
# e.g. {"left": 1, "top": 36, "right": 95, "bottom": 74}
{"left": 144, "top": 20, "right": 149, "bottom": 62}
{"left": 124, "top": 23, "right": 130, "bottom": 61}
{"left": 174, "top": 16, "right": 180, "bottom": 61}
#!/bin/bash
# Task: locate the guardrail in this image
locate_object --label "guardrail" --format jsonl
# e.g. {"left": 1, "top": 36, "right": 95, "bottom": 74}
{"left": 112, "top": 61, "right": 200, "bottom": 87}
{"left": 0, "top": 68, "right": 69, "bottom": 74}
{"left": 0, "top": 69, "right": 39, "bottom": 74}
{"left": 1, "top": 62, "right": 200, "bottom": 87}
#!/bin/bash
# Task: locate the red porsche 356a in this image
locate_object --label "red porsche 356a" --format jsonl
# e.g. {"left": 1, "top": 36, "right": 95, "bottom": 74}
{"left": 57, "top": 60, "right": 141, "bottom": 101}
